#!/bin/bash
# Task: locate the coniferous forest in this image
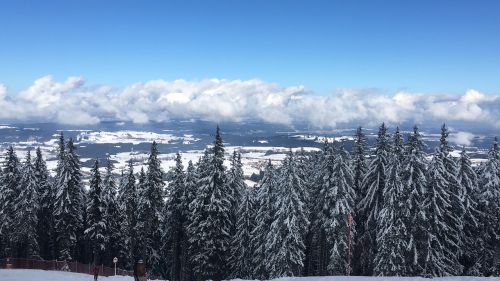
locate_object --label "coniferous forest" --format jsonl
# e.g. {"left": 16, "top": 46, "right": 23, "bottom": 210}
{"left": 0, "top": 124, "right": 500, "bottom": 281}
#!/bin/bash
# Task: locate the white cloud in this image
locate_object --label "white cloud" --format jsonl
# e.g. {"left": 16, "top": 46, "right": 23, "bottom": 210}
{"left": 0, "top": 75, "right": 500, "bottom": 128}
{"left": 449, "top": 131, "right": 475, "bottom": 146}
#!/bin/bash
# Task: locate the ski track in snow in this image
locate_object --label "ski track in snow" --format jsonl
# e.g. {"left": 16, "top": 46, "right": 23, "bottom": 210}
{"left": 2, "top": 269, "right": 499, "bottom": 281}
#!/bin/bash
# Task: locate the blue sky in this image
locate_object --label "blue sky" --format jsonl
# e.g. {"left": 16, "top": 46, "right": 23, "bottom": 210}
{"left": 1, "top": 0, "right": 499, "bottom": 95}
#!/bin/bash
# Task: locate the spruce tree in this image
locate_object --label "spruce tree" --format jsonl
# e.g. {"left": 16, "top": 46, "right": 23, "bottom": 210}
{"left": 35, "top": 147, "right": 55, "bottom": 260}
{"left": 53, "top": 139, "right": 84, "bottom": 261}
{"left": 226, "top": 150, "right": 245, "bottom": 232}
{"left": 374, "top": 158, "right": 408, "bottom": 276}
{"left": 140, "top": 141, "right": 165, "bottom": 274}
{"left": 230, "top": 186, "right": 256, "bottom": 279}
{"left": 351, "top": 127, "right": 367, "bottom": 275}
{"left": 188, "top": 126, "right": 231, "bottom": 281}
{"left": 121, "top": 160, "right": 138, "bottom": 267}
{"left": 458, "top": 148, "right": 483, "bottom": 274}
{"left": 436, "top": 124, "right": 464, "bottom": 275}
{"left": 352, "top": 126, "right": 367, "bottom": 205}
{"left": 181, "top": 160, "right": 197, "bottom": 281}
{"left": 0, "top": 146, "right": 21, "bottom": 258}
{"left": 477, "top": 137, "right": 500, "bottom": 275}
{"left": 320, "top": 145, "right": 356, "bottom": 275}
{"left": 423, "top": 149, "right": 461, "bottom": 276}
{"left": 251, "top": 160, "right": 277, "bottom": 279}
{"left": 357, "top": 123, "right": 390, "bottom": 275}
{"left": 401, "top": 126, "right": 427, "bottom": 275}
{"left": 392, "top": 126, "right": 405, "bottom": 162}
{"left": 266, "top": 152, "right": 309, "bottom": 277}
{"left": 164, "top": 153, "right": 186, "bottom": 281}
{"left": 101, "top": 158, "right": 125, "bottom": 267}
{"left": 14, "top": 151, "right": 40, "bottom": 259}
{"left": 85, "top": 159, "right": 107, "bottom": 264}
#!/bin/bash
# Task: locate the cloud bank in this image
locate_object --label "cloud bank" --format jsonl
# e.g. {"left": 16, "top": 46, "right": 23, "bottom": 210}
{"left": 0, "top": 75, "right": 499, "bottom": 128}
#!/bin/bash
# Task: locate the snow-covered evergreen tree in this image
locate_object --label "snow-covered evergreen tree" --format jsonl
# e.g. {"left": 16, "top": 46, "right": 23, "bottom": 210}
{"left": 180, "top": 160, "right": 197, "bottom": 281}
{"left": 0, "top": 146, "right": 21, "bottom": 258}
{"left": 374, "top": 158, "right": 408, "bottom": 276}
{"left": 53, "top": 138, "right": 84, "bottom": 261}
{"left": 351, "top": 127, "right": 367, "bottom": 275}
{"left": 352, "top": 126, "right": 367, "bottom": 202}
{"left": 101, "top": 158, "right": 125, "bottom": 268}
{"left": 457, "top": 148, "right": 483, "bottom": 274}
{"left": 316, "top": 145, "right": 356, "bottom": 275}
{"left": 14, "top": 150, "right": 40, "bottom": 259}
{"left": 423, "top": 149, "right": 461, "bottom": 277}
{"left": 34, "top": 147, "right": 55, "bottom": 260}
{"left": 401, "top": 126, "right": 427, "bottom": 275}
{"left": 188, "top": 126, "right": 231, "bottom": 281}
{"left": 226, "top": 150, "right": 245, "bottom": 231}
{"left": 85, "top": 159, "right": 107, "bottom": 264}
{"left": 251, "top": 160, "right": 277, "bottom": 279}
{"left": 357, "top": 123, "right": 390, "bottom": 275}
{"left": 477, "top": 137, "right": 500, "bottom": 275}
{"left": 266, "top": 152, "right": 310, "bottom": 277}
{"left": 392, "top": 126, "right": 405, "bottom": 162}
{"left": 436, "top": 124, "right": 464, "bottom": 275}
{"left": 120, "top": 160, "right": 138, "bottom": 267}
{"left": 164, "top": 152, "right": 187, "bottom": 281}
{"left": 230, "top": 186, "right": 256, "bottom": 279}
{"left": 138, "top": 141, "right": 165, "bottom": 274}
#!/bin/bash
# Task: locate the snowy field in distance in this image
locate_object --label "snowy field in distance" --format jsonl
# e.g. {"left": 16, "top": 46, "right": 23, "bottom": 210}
{"left": 2, "top": 269, "right": 499, "bottom": 281}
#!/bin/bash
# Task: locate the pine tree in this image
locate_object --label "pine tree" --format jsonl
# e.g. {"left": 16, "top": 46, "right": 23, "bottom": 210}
{"left": 34, "top": 147, "right": 55, "bottom": 260}
{"left": 14, "top": 151, "right": 40, "bottom": 259}
{"left": 53, "top": 139, "right": 84, "bottom": 261}
{"left": 230, "top": 186, "right": 256, "bottom": 279}
{"left": 188, "top": 126, "right": 231, "bottom": 281}
{"left": 477, "top": 137, "right": 500, "bottom": 275}
{"left": 85, "top": 159, "right": 107, "bottom": 264}
{"left": 357, "top": 123, "right": 390, "bottom": 275}
{"left": 401, "top": 126, "right": 427, "bottom": 275}
{"left": 251, "top": 160, "right": 277, "bottom": 279}
{"left": 266, "top": 152, "right": 309, "bottom": 277}
{"left": 164, "top": 153, "right": 187, "bottom": 281}
{"left": 374, "top": 158, "right": 408, "bottom": 276}
{"left": 0, "top": 146, "right": 21, "bottom": 258}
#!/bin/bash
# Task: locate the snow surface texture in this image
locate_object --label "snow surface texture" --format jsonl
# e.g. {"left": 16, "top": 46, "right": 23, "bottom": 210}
{"left": 2, "top": 270, "right": 499, "bottom": 281}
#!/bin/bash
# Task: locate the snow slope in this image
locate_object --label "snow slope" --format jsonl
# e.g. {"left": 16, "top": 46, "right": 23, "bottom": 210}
{"left": 2, "top": 270, "right": 499, "bottom": 281}
{"left": 0, "top": 269, "right": 138, "bottom": 281}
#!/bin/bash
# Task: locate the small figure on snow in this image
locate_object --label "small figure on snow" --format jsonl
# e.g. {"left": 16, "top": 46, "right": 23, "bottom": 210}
{"left": 133, "top": 259, "right": 147, "bottom": 281}
{"left": 92, "top": 265, "right": 100, "bottom": 281}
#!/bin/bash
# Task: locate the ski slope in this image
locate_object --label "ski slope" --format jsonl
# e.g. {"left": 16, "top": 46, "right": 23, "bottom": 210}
{"left": 2, "top": 269, "right": 499, "bottom": 281}
{"left": 0, "top": 269, "right": 140, "bottom": 281}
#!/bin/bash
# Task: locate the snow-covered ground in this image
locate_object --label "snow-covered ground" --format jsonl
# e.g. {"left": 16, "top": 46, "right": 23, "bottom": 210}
{"left": 76, "top": 130, "right": 200, "bottom": 145}
{"left": 2, "top": 269, "right": 499, "bottom": 281}
{"left": 0, "top": 269, "right": 139, "bottom": 281}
